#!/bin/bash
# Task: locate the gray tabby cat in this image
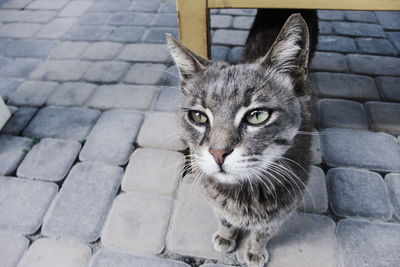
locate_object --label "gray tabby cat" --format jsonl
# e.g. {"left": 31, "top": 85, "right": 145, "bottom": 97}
{"left": 167, "top": 10, "right": 316, "bottom": 267}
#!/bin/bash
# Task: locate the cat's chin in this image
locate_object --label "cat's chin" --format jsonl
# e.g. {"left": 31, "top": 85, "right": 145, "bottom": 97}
{"left": 212, "top": 172, "right": 240, "bottom": 184}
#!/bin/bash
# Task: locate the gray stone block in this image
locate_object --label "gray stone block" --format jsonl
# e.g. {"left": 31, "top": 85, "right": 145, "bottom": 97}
{"left": 375, "top": 11, "right": 400, "bottom": 30}
{"left": 0, "top": 39, "right": 57, "bottom": 58}
{"left": 49, "top": 41, "right": 89, "bottom": 59}
{"left": 211, "top": 15, "right": 232, "bottom": 28}
{"left": 318, "top": 10, "right": 345, "bottom": 20}
{"left": 375, "top": 76, "right": 400, "bottom": 102}
{"left": 17, "top": 238, "right": 91, "bottom": 267}
{"left": 83, "top": 61, "right": 129, "bottom": 83}
{"left": 79, "top": 110, "right": 143, "bottom": 165}
{"left": 46, "top": 82, "right": 97, "bottom": 106}
{"left": 130, "top": 0, "right": 160, "bottom": 12}
{"left": 0, "top": 176, "right": 58, "bottom": 234}
{"left": 85, "top": 84, "right": 155, "bottom": 110}
{"left": 0, "top": 135, "right": 32, "bottom": 175}
{"left": 81, "top": 42, "right": 123, "bottom": 60}
{"left": 122, "top": 148, "right": 184, "bottom": 196}
{"left": 30, "top": 60, "right": 91, "bottom": 82}
{"left": 137, "top": 112, "right": 187, "bottom": 151}
{"left": 298, "top": 166, "right": 328, "bottom": 213}
{"left": 0, "top": 58, "right": 40, "bottom": 78}
{"left": 1, "top": 0, "right": 32, "bottom": 9}
{"left": 385, "top": 173, "right": 400, "bottom": 219}
{"left": 213, "top": 29, "right": 248, "bottom": 46}
{"left": 7, "top": 81, "right": 57, "bottom": 107}
{"left": 317, "top": 99, "right": 368, "bottom": 130}
{"left": 327, "top": 167, "right": 392, "bottom": 219}
{"left": 88, "top": 1, "right": 131, "bottom": 12}
{"left": 153, "top": 87, "right": 182, "bottom": 112}
{"left": 145, "top": 27, "right": 178, "bottom": 44}
{"left": 237, "top": 213, "right": 338, "bottom": 267}
{"left": 42, "top": 162, "right": 123, "bottom": 242}
{"left": 310, "top": 52, "right": 348, "bottom": 73}
{"left": 64, "top": 25, "right": 113, "bottom": 41}
{"left": 124, "top": 63, "right": 167, "bottom": 85}
{"left": 337, "top": 219, "right": 400, "bottom": 267}
{"left": 320, "top": 128, "right": 400, "bottom": 172}
{"left": 90, "top": 249, "right": 191, "bottom": 267}
{"left": 17, "top": 138, "right": 81, "bottom": 182}
{"left": 365, "top": 101, "right": 400, "bottom": 134}
{"left": 0, "top": 232, "right": 29, "bottom": 267}
{"left": 318, "top": 21, "right": 333, "bottom": 34}
{"left": 211, "top": 45, "right": 230, "bottom": 61}
{"left": 219, "top": 9, "right": 256, "bottom": 16}
{"left": 311, "top": 133, "right": 322, "bottom": 165}
{"left": 0, "top": 23, "right": 41, "bottom": 38}
{"left": 109, "top": 12, "right": 154, "bottom": 26}
{"left": 0, "top": 10, "right": 56, "bottom": 23}
{"left": 36, "top": 18, "right": 77, "bottom": 39}
{"left": 119, "top": 43, "right": 170, "bottom": 62}
{"left": 101, "top": 192, "right": 172, "bottom": 254}
{"left": 232, "top": 16, "right": 254, "bottom": 29}
{"left": 317, "top": 36, "right": 357, "bottom": 53}
{"left": 356, "top": 38, "right": 396, "bottom": 56}
{"left": 79, "top": 12, "right": 112, "bottom": 25}
{"left": 0, "top": 78, "right": 23, "bottom": 101}
{"left": 162, "top": 65, "right": 179, "bottom": 86}
{"left": 27, "top": 0, "right": 68, "bottom": 10}
{"left": 311, "top": 72, "right": 378, "bottom": 101}
{"left": 108, "top": 26, "right": 145, "bottom": 42}
{"left": 23, "top": 106, "right": 100, "bottom": 141}
{"left": 387, "top": 32, "right": 400, "bottom": 52}
{"left": 58, "top": 1, "right": 92, "bottom": 17}
{"left": 152, "top": 14, "right": 178, "bottom": 27}
{"left": 228, "top": 47, "right": 244, "bottom": 64}
{"left": 1, "top": 107, "right": 38, "bottom": 135}
{"left": 344, "top": 11, "right": 376, "bottom": 23}
{"left": 332, "top": 22, "right": 385, "bottom": 37}
{"left": 348, "top": 54, "right": 400, "bottom": 76}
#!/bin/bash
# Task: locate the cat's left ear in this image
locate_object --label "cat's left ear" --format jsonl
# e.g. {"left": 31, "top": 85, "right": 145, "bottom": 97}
{"left": 166, "top": 34, "right": 211, "bottom": 81}
{"left": 261, "top": 14, "right": 310, "bottom": 82}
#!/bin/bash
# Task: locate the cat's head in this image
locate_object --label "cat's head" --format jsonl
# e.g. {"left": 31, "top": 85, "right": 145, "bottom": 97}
{"left": 167, "top": 14, "right": 312, "bottom": 184}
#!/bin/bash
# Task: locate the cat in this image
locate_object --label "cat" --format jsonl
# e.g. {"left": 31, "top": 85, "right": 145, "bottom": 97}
{"left": 167, "top": 9, "right": 318, "bottom": 267}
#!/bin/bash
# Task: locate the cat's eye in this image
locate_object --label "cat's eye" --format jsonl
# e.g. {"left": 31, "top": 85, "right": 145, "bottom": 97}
{"left": 189, "top": 110, "right": 208, "bottom": 124}
{"left": 245, "top": 110, "right": 270, "bottom": 125}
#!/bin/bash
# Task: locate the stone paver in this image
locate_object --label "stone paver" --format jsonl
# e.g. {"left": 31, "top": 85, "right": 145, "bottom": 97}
{"left": 311, "top": 72, "right": 378, "bottom": 101}
{"left": 58, "top": 1, "right": 92, "bottom": 17}
{"left": 348, "top": 54, "right": 400, "bottom": 76}
{"left": 0, "top": 134, "right": 32, "bottom": 175}
{"left": 327, "top": 167, "right": 392, "bottom": 220}
{"left": 332, "top": 22, "right": 385, "bottom": 37}
{"left": 213, "top": 29, "right": 247, "bottom": 46}
{"left": 0, "top": 23, "right": 41, "bottom": 38}
{"left": 1, "top": 107, "right": 37, "bottom": 134}
{"left": 212, "top": 45, "right": 230, "bottom": 61}
{"left": 317, "top": 99, "right": 368, "bottom": 129}
{"left": 0, "top": 232, "right": 29, "bottom": 267}
{"left": 344, "top": 11, "right": 376, "bottom": 23}
{"left": 27, "top": 0, "right": 68, "bottom": 10}
{"left": 320, "top": 128, "right": 400, "bottom": 172}
{"left": 337, "top": 219, "right": 400, "bottom": 267}
{"left": 7, "top": 81, "right": 57, "bottom": 106}
{"left": 83, "top": 61, "right": 129, "bottom": 83}
{"left": 122, "top": 148, "right": 185, "bottom": 196}
{"left": 109, "top": 12, "right": 153, "bottom": 26}
{"left": 108, "top": 26, "right": 145, "bottom": 42}
{"left": 88, "top": 1, "right": 131, "bottom": 12}
{"left": 0, "top": 58, "right": 40, "bottom": 78}
{"left": 42, "top": 162, "right": 123, "bottom": 242}
{"left": 101, "top": 192, "right": 172, "bottom": 255}
{"left": 90, "top": 249, "right": 191, "bottom": 267}
{"left": 137, "top": 112, "right": 187, "bottom": 151}
{"left": 79, "top": 109, "right": 143, "bottom": 165}
{"left": 86, "top": 84, "right": 155, "bottom": 110}
{"left": 130, "top": 1, "right": 160, "bottom": 12}
{"left": 356, "top": 38, "right": 397, "bottom": 56}
{"left": 79, "top": 12, "right": 111, "bottom": 25}
{"left": 317, "top": 36, "right": 357, "bottom": 53}
{"left": 35, "top": 18, "right": 77, "bottom": 39}
{"left": 0, "top": 10, "right": 56, "bottom": 23}
{"left": 162, "top": 65, "right": 179, "bottom": 86}
{"left": 153, "top": 87, "right": 181, "bottom": 112}
{"left": 124, "top": 63, "right": 167, "bottom": 85}
{"left": 118, "top": 43, "right": 170, "bottom": 62}
{"left": 310, "top": 52, "right": 348, "bottom": 73}
{"left": 0, "top": 38, "right": 57, "bottom": 58}
{"left": 145, "top": 27, "right": 178, "bottom": 43}
{"left": 375, "top": 77, "right": 400, "bottom": 102}
{"left": 0, "top": 176, "right": 58, "bottom": 234}
{"left": 311, "top": 133, "right": 322, "bottom": 165}
{"left": 46, "top": 82, "right": 97, "bottom": 106}
{"left": 81, "top": 42, "right": 123, "bottom": 60}
{"left": 0, "top": 78, "right": 22, "bottom": 100}
{"left": 298, "top": 166, "right": 328, "bottom": 213}
{"left": 375, "top": 11, "right": 400, "bottom": 30}
{"left": 365, "top": 102, "right": 400, "bottom": 134}
{"left": 17, "top": 238, "right": 91, "bottom": 267}
{"left": 30, "top": 60, "right": 91, "bottom": 81}
{"left": 152, "top": 14, "right": 178, "bottom": 27}
{"left": 23, "top": 106, "right": 100, "bottom": 141}
{"left": 318, "top": 10, "right": 345, "bottom": 20}
{"left": 48, "top": 41, "right": 89, "bottom": 59}
{"left": 385, "top": 173, "right": 400, "bottom": 219}
{"left": 64, "top": 25, "right": 113, "bottom": 41}
{"left": 17, "top": 138, "right": 81, "bottom": 182}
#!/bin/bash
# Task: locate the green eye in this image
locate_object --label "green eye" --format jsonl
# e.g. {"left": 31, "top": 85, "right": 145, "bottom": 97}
{"left": 245, "top": 110, "right": 270, "bottom": 125}
{"left": 189, "top": 110, "right": 208, "bottom": 124}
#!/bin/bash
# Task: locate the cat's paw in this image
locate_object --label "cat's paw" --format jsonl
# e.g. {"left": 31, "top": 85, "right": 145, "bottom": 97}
{"left": 212, "top": 232, "right": 236, "bottom": 253}
{"left": 243, "top": 248, "right": 269, "bottom": 267}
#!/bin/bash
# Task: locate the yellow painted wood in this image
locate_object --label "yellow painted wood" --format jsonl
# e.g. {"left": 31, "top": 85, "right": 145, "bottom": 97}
{"left": 0, "top": 96, "right": 10, "bottom": 130}
{"left": 208, "top": 0, "right": 400, "bottom": 11}
{"left": 176, "top": 0, "right": 210, "bottom": 58}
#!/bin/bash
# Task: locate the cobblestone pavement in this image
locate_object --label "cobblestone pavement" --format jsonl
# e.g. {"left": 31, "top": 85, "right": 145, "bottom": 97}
{"left": 0, "top": 0, "right": 399, "bottom": 266}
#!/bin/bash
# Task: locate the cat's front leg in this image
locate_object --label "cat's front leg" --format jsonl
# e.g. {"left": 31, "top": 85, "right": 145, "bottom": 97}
{"left": 243, "top": 225, "right": 278, "bottom": 267}
{"left": 212, "top": 217, "right": 239, "bottom": 253}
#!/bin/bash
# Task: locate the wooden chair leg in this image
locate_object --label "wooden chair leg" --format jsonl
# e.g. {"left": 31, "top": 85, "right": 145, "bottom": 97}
{"left": 176, "top": 0, "right": 210, "bottom": 59}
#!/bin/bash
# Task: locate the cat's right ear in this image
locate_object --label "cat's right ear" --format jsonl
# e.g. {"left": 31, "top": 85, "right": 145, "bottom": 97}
{"left": 166, "top": 34, "right": 211, "bottom": 82}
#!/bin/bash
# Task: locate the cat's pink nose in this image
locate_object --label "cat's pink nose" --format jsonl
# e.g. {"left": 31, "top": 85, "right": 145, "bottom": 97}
{"left": 209, "top": 149, "right": 233, "bottom": 165}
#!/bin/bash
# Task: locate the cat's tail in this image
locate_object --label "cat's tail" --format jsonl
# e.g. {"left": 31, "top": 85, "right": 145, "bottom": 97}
{"left": 240, "top": 9, "right": 318, "bottom": 64}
